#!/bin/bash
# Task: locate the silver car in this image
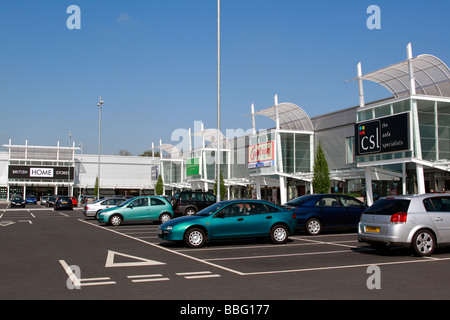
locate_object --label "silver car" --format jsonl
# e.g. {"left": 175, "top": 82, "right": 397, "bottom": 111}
{"left": 358, "top": 193, "right": 450, "bottom": 256}
{"left": 83, "top": 197, "right": 127, "bottom": 219}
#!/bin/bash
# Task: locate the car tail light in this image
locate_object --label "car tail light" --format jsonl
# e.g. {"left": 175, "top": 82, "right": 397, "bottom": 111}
{"left": 292, "top": 213, "right": 296, "bottom": 219}
{"left": 390, "top": 212, "right": 407, "bottom": 224}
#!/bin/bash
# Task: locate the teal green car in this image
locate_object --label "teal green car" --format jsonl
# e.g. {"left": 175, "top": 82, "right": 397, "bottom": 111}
{"left": 97, "top": 196, "right": 174, "bottom": 226}
{"left": 158, "top": 200, "right": 297, "bottom": 248}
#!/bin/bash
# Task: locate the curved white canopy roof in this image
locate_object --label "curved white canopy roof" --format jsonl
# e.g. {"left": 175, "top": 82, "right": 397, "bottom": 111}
{"left": 192, "top": 128, "right": 231, "bottom": 149}
{"left": 354, "top": 54, "right": 450, "bottom": 98}
{"left": 251, "top": 102, "right": 314, "bottom": 131}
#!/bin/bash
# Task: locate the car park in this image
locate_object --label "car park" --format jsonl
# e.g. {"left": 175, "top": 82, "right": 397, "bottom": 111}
{"left": 284, "top": 194, "right": 367, "bottom": 235}
{"left": 158, "top": 199, "right": 297, "bottom": 248}
{"left": 54, "top": 196, "right": 74, "bottom": 210}
{"left": 171, "top": 191, "right": 216, "bottom": 216}
{"left": 358, "top": 193, "right": 450, "bottom": 256}
{"left": 26, "top": 195, "right": 37, "bottom": 204}
{"left": 10, "top": 194, "right": 26, "bottom": 208}
{"left": 84, "top": 196, "right": 127, "bottom": 219}
{"left": 97, "top": 196, "right": 174, "bottom": 226}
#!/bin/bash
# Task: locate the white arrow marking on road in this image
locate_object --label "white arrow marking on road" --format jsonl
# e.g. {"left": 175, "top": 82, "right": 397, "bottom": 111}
{"left": 105, "top": 250, "right": 166, "bottom": 268}
{"left": 0, "top": 221, "right": 15, "bottom": 227}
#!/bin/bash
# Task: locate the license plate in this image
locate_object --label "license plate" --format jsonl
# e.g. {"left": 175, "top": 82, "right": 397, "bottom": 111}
{"left": 62, "top": 201, "right": 68, "bottom": 204}
{"left": 366, "top": 226, "right": 380, "bottom": 233}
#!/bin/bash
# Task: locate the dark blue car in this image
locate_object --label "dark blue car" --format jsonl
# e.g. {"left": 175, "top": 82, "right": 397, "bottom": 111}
{"left": 284, "top": 194, "right": 367, "bottom": 235}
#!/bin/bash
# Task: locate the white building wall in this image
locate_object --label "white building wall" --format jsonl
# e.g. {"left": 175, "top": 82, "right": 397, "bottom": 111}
{"left": 76, "top": 154, "right": 160, "bottom": 190}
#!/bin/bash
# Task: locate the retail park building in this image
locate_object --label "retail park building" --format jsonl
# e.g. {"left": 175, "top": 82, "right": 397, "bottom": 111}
{"left": 1, "top": 44, "right": 450, "bottom": 205}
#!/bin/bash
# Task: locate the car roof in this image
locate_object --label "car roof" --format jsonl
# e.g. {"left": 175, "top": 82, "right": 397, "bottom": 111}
{"left": 379, "top": 193, "right": 449, "bottom": 200}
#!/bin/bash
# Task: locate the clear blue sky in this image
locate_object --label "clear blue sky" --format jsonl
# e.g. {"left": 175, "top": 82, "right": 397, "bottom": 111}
{"left": 1, "top": 0, "right": 449, "bottom": 155}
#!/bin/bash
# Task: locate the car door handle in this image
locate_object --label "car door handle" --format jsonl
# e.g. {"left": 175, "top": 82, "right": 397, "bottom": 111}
{"left": 237, "top": 218, "right": 244, "bottom": 221}
{"left": 435, "top": 217, "right": 443, "bottom": 221}
{"left": 266, "top": 216, "right": 272, "bottom": 219}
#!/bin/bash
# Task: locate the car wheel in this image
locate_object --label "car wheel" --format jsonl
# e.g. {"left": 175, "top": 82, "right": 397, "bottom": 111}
{"left": 159, "top": 213, "right": 171, "bottom": 224}
{"left": 270, "top": 224, "right": 288, "bottom": 244}
{"left": 185, "top": 207, "right": 197, "bottom": 215}
{"left": 411, "top": 229, "right": 436, "bottom": 257}
{"left": 184, "top": 228, "right": 206, "bottom": 248}
{"left": 109, "top": 214, "right": 122, "bottom": 226}
{"left": 306, "top": 218, "right": 322, "bottom": 236}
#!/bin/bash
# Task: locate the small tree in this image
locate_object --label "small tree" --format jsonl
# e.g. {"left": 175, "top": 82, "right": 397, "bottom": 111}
{"left": 155, "top": 175, "right": 164, "bottom": 195}
{"left": 94, "top": 177, "right": 99, "bottom": 198}
{"left": 213, "top": 171, "right": 227, "bottom": 200}
{"left": 312, "top": 141, "right": 330, "bottom": 194}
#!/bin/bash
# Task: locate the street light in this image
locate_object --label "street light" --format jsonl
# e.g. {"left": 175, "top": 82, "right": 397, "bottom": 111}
{"left": 97, "top": 97, "right": 104, "bottom": 200}
{"left": 216, "top": 0, "right": 221, "bottom": 203}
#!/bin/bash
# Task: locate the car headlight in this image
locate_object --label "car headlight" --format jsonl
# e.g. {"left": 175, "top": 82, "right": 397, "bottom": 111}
{"left": 166, "top": 226, "right": 173, "bottom": 231}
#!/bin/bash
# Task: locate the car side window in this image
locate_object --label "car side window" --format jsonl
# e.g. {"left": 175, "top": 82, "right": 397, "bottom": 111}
{"left": 180, "top": 193, "right": 190, "bottom": 201}
{"left": 192, "top": 193, "right": 202, "bottom": 201}
{"left": 218, "top": 203, "right": 246, "bottom": 217}
{"left": 425, "top": 197, "right": 450, "bottom": 212}
{"left": 151, "top": 198, "right": 165, "bottom": 206}
{"left": 131, "top": 198, "right": 148, "bottom": 207}
{"left": 340, "top": 196, "right": 363, "bottom": 208}
{"left": 316, "top": 196, "right": 339, "bottom": 207}
{"left": 204, "top": 193, "right": 215, "bottom": 202}
{"left": 247, "top": 203, "right": 270, "bottom": 215}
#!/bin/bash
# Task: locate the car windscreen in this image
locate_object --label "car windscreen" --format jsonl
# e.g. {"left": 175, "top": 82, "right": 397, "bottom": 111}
{"left": 364, "top": 199, "right": 410, "bottom": 215}
{"left": 196, "top": 202, "right": 225, "bottom": 216}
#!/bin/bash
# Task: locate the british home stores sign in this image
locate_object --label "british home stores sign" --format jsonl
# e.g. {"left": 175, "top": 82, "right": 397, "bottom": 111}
{"left": 9, "top": 166, "right": 74, "bottom": 180}
{"left": 355, "top": 113, "right": 410, "bottom": 156}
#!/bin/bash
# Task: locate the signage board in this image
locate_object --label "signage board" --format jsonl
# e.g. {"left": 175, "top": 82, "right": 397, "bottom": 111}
{"left": 248, "top": 141, "right": 275, "bottom": 169}
{"left": 355, "top": 113, "right": 410, "bottom": 156}
{"left": 8, "top": 166, "right": 74, "bottom": 180}
{"left": 186, "top": 158, "right": 200, "bottom": 176}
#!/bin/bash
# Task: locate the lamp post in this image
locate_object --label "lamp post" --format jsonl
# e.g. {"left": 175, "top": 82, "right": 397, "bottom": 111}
{"left": 216, "top": 0, "right": 221, "bottom": 203}
{"left": 97, "top": 97, "right": 104, "bottom": 200}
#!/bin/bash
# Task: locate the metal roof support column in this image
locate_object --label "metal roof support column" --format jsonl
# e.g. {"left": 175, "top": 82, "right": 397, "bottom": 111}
{"left": 407, "top": 43, "right": 425, "bottom": 194}
{"left": 365, "top": 167, "right": 373, "bottom": 206}
{"left": 357, "top": 62, "right": 365, "bottom": 108}
{"left": 275, "top": 94, "right": 287, "bottom": 205}
{"left": 251, "top": 103, "right": 256, "bottom": 135}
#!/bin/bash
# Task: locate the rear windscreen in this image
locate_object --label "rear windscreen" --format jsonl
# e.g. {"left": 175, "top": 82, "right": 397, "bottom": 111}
{"left": 364, "top": 199, "right": 410, "bottom": 215}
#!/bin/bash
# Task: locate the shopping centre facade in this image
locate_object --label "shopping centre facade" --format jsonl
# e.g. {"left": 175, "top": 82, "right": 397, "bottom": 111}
{"left": 1, "top": 44, "right": 449, "bottom": 205}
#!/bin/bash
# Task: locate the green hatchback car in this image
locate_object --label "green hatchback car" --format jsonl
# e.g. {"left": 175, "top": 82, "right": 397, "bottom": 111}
{"left": 158, "top": 200, "right": 297, "bottom": 248}
{"left": 97, "top": 196, "right": 174, "bottom": 226}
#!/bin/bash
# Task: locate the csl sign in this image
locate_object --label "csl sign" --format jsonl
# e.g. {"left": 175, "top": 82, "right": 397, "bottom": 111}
{"left": 355, "top": 113, "right": 410, "bottom": 156}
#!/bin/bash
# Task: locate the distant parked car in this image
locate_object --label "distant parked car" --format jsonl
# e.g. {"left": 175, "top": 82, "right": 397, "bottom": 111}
{"left": 54, "top": 196, "right": 74, "bottom": 210}
{"left": 159, "top": 200, "right": 297, "bottom": 248}
{"left": 97, "top": 196, "right": 174, "bottom": 226}
{"left": 83, "top": 197, "right": 127, "bottom": 219}
{"left": 26, "top": 195, "right": 37, "bottom": 204}
{"left": 172, "top": 191, "right": 216, "bottom": 216}
{"left": 10, "top": 195, "right": 26, "bottom": 208}
{"left": 359, "top": 193, "right": 450, "bottom": 256}
{"left": 70, "top": 196, "right": 78, "bottom": 207}
{"left": 40, "top": 195, "right": 49, "bottom": 206}
{"left": 47, "top": 196, "right": 56, "bottom": 207}
{"left": 284, "top": 194, "right": 367, "bottom": 235}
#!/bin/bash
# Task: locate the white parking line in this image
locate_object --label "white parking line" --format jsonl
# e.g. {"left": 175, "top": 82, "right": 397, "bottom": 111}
{"left": 127, "top": 274, "right": 170, "bottom": 283}
{"left": 204, "top": 249, "right": 352, "bottom": 261}
{"left": 78, "top": 219, "right": 246, "bottom": 276}
{"left": 176, "top": 271, "right": 221, "bottom": 279}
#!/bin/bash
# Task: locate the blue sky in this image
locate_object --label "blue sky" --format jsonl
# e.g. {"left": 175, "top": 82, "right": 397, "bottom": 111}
{"left": 1, "top": 0, "right": 449, "bottom": 155}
